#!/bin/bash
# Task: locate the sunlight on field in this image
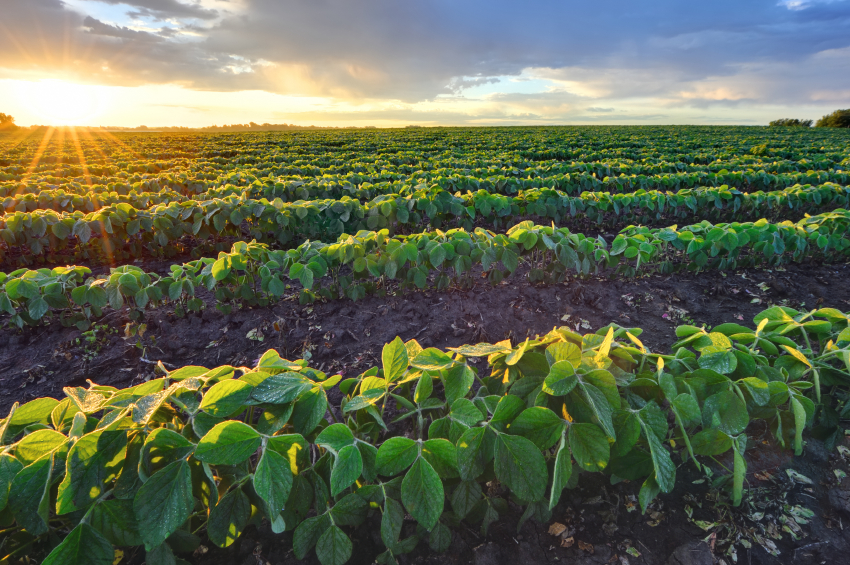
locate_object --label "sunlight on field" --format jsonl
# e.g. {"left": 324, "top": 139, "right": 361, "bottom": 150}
{"left": 12, "top": 80, "right": 111, "bottom": 125}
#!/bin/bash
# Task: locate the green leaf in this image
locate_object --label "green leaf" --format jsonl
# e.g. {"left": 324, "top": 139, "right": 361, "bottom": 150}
{"left": 639, "top": 419, "right": 676, "bottom": 493}
{"left": 429, "top": 521, "right": 452, "bottom": 552}
{"left": 14, "top": 429, "right": 67, "bottom": 466}
{"left": 549, "top": 434, "right": 572, "bottom": 510}
{"left": 293, "top": 513, "right": 331, "bottom": 560}
{"left": 207, "top": 487, "right": 251, "bottom": 548}
{"left": 702, "top": 390, "right": 749, "bottom": 436}
{"left": 291, "top": 386, "right": 327, "bottom": 435}
{"left": 146, "top": 543, "right": 177, "bottom": 565}
{"left": 88, "top": 498, "right": 142, "bottom": 546}
{"left": 27, "top": 296, "right": 49, "bottom": 320}
{"left": 456, "top": 426, "right": 491, "bottom": 481}
{"left": 509, "top": 407, "right": 563, "bottom": 450}
{"left": 639, "top": 475, "right": 661, "bottom": 513}
{"left": 56, "top": 430, "right": 127, "bottom": 514}
{"left": 444, "top": 364, "right": 474, "bottom": 407}
{"left": 316, "top": 525, "right": 353, "bottom": 565}
{"left": 331, "top": 445, "right": 363, "bottom": 496}
{"left": 401, "top": 457, "right": 443, "bottom": 530}
{"left": 543, "top": 361, "right": 578, "bottom": 396}
{"left": 133, "top": 459, "right": 194, "bottom": 550}
{"left": 330, "top": 493, "right": 368, "bottom": 526}
{"left": 411, "top": 348, "right": 454, "bottom": 371}
{"left": 494, "top": 433, "right": 547, "bottom": 502}
{"left": 421, "top": 438, "right": 458, "bottom": 478}
{"left": 568, "top": 423, "right": 610, "bottom": 472}
{"left": 382, "top": 497, "right": 404, "bottom": 548}
{"left": 382, "top": 337, "right": 409, "bottom": 383}
{"left": 315, "top": 423, "right": 355, "bottom": 452}
{"left": 577, "top": 382, "right": 616, "bottom": 438}
{"left": 8, "top": 453, "right": 53, "bottom": 535}
{"left": 0, "top": 453, "right": 24, "bottom": 511}
{"left": 254, "top": 447, "right": 293, "bottom": 523}
{"left": 195, "top": 421, "right": 261, "bottom": 465}
{"left": 41, "top": 523, "right": 114, "bottom": 565}
{"left": 450, "top": 480, "right": 482, "bottom": 519}
{"left": 691, "top": 429, "right": 733, "bottom": 456}
{"left": 791, "top": 397, "right": 806, "bottom": 456}
{"left": 251, "top": 373, "right": 311, "bottom": 404}
{"left": 199, "top": 379, "right": 253, "bottom": 417}
{"left": 376, "top": 437, "right": 418, "bottom": 476}
{"left": 698, "top": 346, "right": 738, "bottom": 374}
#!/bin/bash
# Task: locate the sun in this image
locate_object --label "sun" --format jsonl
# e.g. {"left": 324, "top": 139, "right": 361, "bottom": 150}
{"left": 15, "top": 79, "right": 111, "bottom": 126}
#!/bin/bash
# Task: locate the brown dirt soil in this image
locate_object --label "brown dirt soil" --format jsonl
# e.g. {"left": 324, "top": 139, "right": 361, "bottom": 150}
{"left": 2, "top": 262, "right": 850, "bottom": 565}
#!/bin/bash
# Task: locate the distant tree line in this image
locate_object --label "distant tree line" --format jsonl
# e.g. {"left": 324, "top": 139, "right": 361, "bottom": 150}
{"left": 0, "top": 113, "right": 19, "bottom": 131}
{"left": 100, "top": 122, "right": 377, "bottom": 132}
{"left": 770, "top": 109, "right": 850, "bottom": 129}
{"left": 815, "top": 109, "right": 850, "bottom": 128}
{"left": 769, "top": 118, "right": 812, "bottom": 127}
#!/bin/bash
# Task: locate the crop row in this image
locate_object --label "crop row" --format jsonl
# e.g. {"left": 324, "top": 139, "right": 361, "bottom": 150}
{"left": 2, "top": 178, "right": 850, "bottom": 266}
{"left": 0, "top": 303, "right": 847, "bottom": 564}
{"left": 3, "top": 209, "right": 850, "bottom": 329}
{"left": 5, "top": 165, "right": 849, "bottom": 208}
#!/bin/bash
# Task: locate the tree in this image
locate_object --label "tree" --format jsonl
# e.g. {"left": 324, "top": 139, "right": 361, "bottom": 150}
{"left": 815, "top": 109, "right": 850, "bottom": 128}
{"left": 0, "top": 113, "right": 19, "bottom": 131}
{"left": 768, "top": 118, "right": 812, "bottom": 127}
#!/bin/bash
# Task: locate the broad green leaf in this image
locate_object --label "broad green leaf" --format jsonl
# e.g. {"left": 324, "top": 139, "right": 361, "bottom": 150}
{"left": 456, "top": 426, "right": 491, "bottom": 481}
{"left": 577, "top": 382, "right": 616, "bottom": 438}
{"left": 421, "top": 438, "right": 458, "bottom": 478}
{"left": 199, "top": 379, "right": 253, "bottom": 417}
{"left": 254, "top": 447, "right": 293, "bottom": 523}
{"left": 331, "top": 445, "right": 363, "bottom": 496}
{"left": 640, "top": 419, "right": 676, "bottom": 493}
{"left": 376, "top": 437, "right": 418, "bottom": 476}
{"left": 291, "top": 386, "right": 327, "bottom": 435}
{"left": 380, "top": 496, "right": 404, "bottom": 549}
{"left": 543, "top": 361, "right": 578, "bottom": 396}
{"left": 134, "top": 459, "right": 194, "bottom": 550}
{"left": 250, "top": 373, "right": 311, "bottom": 404}
{"left": 330, "top": 493, "right": 368, "bottom": 526}
{"left": 208, "top": 487, "right": 251, "bottom": 548}
{"left": 444, "top": 364, "right": 475, "bottom": 406}
{"left": 8, "top": 453, "right": 53, "bottom": 535}
{"left": 41, "top": 523, "right": 114, "bottom": 565}
{"left": 509, "top": 407, "right": 563, "bottom": 450}
{"left": 411, "top": 348, "right": 453, "bottom": 371}
{"left": 702, "top": 390, "right": 748, "bottom": 436}
{"left": 14, "top": 429, "right": 66, "bottom": 465}
{"left": 401, "top": 457, "right": 443, "bottom": 530}
{"left": 450, "top": 480, "right": 482, "bottom": 519}
{"left": 429, "top": 521, "right": 452, "bottom": 552}
{"left": 494, "top": 434, "right": 547, "bottom": 502}
{"left": 382, "top": 337, "right": 408, "bottom": 383}
{"left": 690, "top": 429, "right": 733, "bottom": 456}
{"left": 56, "top": 430, "right": 127, "bottom": 514}
{"left": 698, "top": 346, "right": 738, "bottom": 374}
{"left": 293, "top": 513, "right": 332, "bottom": 560}
{"left": 315, "top": 423, "right": 355, "bottom": 453}
{"left": 568, "top": 423, "right": 610, "bottom": 471}
{"left": 88, "top": 498, "right": 142, "bottom": 546}
{"left": 0, "top": 453, "right": 24, "bottom": 511}
{"left": 316, "top": 525, "right": 353, "bottom": 565}
{"left": 195, "top": 421, "right": 261, "bottom": 465}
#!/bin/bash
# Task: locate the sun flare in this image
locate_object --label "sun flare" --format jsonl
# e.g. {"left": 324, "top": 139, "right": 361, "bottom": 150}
{"left": 14, "top": 80, "right": 111, "bottom": 126}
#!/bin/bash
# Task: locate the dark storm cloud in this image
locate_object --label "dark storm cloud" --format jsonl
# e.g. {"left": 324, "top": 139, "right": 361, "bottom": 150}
{"left": 0, "top": 0, "right": 848, "bottom": 108}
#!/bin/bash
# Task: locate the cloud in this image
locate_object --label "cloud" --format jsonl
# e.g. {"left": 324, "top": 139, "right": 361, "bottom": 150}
{"left": 93, "top": 0, "right": 218, "bottom": 21}
{"left": 1, "top": 0, "right": 849, "bottom": 124}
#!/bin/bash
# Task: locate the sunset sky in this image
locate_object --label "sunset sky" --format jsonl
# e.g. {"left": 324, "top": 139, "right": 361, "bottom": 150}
{"left": 1, "top": 0, "right": 849, "bottom": 127}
